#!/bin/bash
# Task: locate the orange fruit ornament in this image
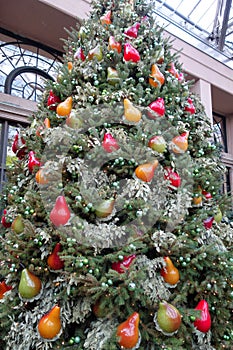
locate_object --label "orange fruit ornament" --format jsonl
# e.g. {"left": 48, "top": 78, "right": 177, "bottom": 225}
{"left": 149, "top": 64, "right": 165, "bottom": 88}
{"left": 135, "top": 160, "right": 159, "bottom": 182}
{"left": 160, "top": 256, "right": 180, "bottom": 285}
{"left": 38, "top": 305, "right": 62, "bottom": 340}
{"left": 170, "top": 131, "right": 189, "bottom": 154}
{"left": 35, "top": 168, "right": 49, "bottom": 185}
{"left": 124, "top": 98, "right": 142, "bottom": 123}
{"left": 56, "top": 97, "right": 72, "bottom": 117}
{"left": 116, "top": 312, "right": 140, "bottom": 348}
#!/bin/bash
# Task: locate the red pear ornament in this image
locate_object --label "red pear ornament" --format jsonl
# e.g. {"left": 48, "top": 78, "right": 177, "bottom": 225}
{"left": 74, "top": 47, "right": 85, "bottom": 61}
{"left": 194, "top": 300, "right": 211, "bottom": 333}
{"left": 184, "top": 97, "right": 195, "bottom": 114}
{"left": 116, "top": 312, "right": 140, "bottom": 349}
{"left": 102, "top": 133, "right": 120, "bottom": 153}
{"left": 38, "top": 305, "right": 62, "bottom": 340}
{"left": 1, "top": 209, "right": 11, "bottom": 228}
{"left": 148, "top": 97, "right": 165, "bottom": 118}
{"left": 125, "top": 22, "right": 140, "bottom": 38}
{"left": 168, "top": 62, "right": 179, "bottom": 78}
{"left": 160, "top": 256, "right": 180, "bottom": 286}
{"left": 203, "top": 217, "right": 214, "bottom": 230}
{"left": 164, "top": 167, "right": 181, "bottom": 189}
{"left": 100, "top": 10, "right": 111, "bottom": 25}
{"left": 18, "top": 268, "right": 42, "bottom": 300}
{"left": 50, "top": 195, "right": 71, "bottom": 227}
{"left": 47, "top": 90, "right": 61, "bottom": 111}
{"left": 28, "top": 151, "right": 41, "bottom": 173}
{"left": 112, "top": 254, "right": 136, "bottom": 274}
{"left": 0, "top": 280, "right": 12, "bottom": 299}
{"left": 47, "top": 243, "right": 64, "bottom": 271}
{"left": 135, "top": 160, "right": 159, "bottom": 182}
{"left": 124, "top": 43, "right": 140, "bottom": 63}
{"left": 124, "top": 99, "right": 142, "bottom": 123}
{"left": 12, "top": 131, "right": 27, "bottom": 159}
{"left": 155, "top": 301, "right": 181, "bottom": 335}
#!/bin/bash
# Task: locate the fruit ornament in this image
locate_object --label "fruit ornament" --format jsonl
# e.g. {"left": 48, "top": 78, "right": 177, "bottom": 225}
{"left": 193, "top": 300, "right": 211, "bottom": 333}
{"left": 100, "top": 10, "right": 111, "bottom": 25}
{"left": 56, "top": 96, "right": 72, "bottom": 117}
{"left": 160, "top": 256, "right": 180, "bottom": 286}
{"left": 35, "top": 168, "right": 49, "bottom": 185}
{"left": 35, "top": 117, "right": 51, "bottom": 137}
{"left": 50, "top": 195, "right": 71, "bottom": 227}
{"left": 1, "top": 209, "right": 11, "bottom": 228}
{"left": 170, "top": 131, "right": 189, "bottom": 154}
{"left": 38, "top": 305, "right": 62, "bottom": 340}
{"left": 18, "top": 268, "right": 42, "bottom": 300}
{"left": 184, "top": 97, "right": 196, "bottom": 114}
{"left": 107, "top": 67, "right": 120, "bottom": 85}
{"left": 155, "top": 301, "right": 181, "bottom": 334}
{"left": 214, "top": 206, "right": 222, "bottom": 223}
{"left": 102, "top": 133, "right": 120, "bottom": 153}
{"left": 148, "top": 97, "right": 165, "bottom": 118}
{"left": 124, "top": 22, "right": 140, "bottom": 38}
{"left": 95, "top": 199, "right": 115, "bottom": 219}
{"left": 148, "top": 135, "right": 166, "bottom": 153}
{"left": 108, "top": 36, "right": 122, "bottom": 53}
{"left": 123, "top": 98, "right": 142, "bottom": 123}
{"left": 67, "top": 61, "right": 73, "bottom": 73}
{"left": 11, "top": 214, "right": 24, "bottom": 234}
{"left": 12, "top": 131, "right": 27, "bottom": 159}
{"left": 135, "top": 160, "right": 159, "bottom": 182}
{"left": 28, "top": 151, "right": 41, "bottom": 173}
{"left": 93, "top": 298, "right": 106, "bottom": 318}
{"left": 116, "top": 312, "right": 140, "bottom": 349}
{"left": 0, "top": 280, "right": 12, "bottom": 299}
{"left": 124, "top": 43, "right": 140, "bottom": 63}
{"left": 112, "top": 254, "right": 136, "bottom": 273}
{"left": 47, "top": 243, "right": 65, "bottom": 271}
{"left": 192, "top": 187, "right": 202, "bottom": 205}
{"left": 66, "top": 110, "right": 83, "bottom": 129}
{"left": 88, "top": 45, "right": 103, "bottom": 61}
{"left": 202, "top": 190, "right": 212, "bottom": 200}
{"left": 74, "top": 47, "right": 85, "bottom": 61}
{"left": 164, "top": 167, "right": 181, "bottom": 188}
{"left": 47, "top": 90, "right": 61, "bottom": 111}
{"left": 168, "top": 62, "right": 179, "bottom": 78}
{"left": 149, "top": 64, "right": 165, "bottom": 88}
{"left": 203, "top": 217, "right": 214, "bottom": 230}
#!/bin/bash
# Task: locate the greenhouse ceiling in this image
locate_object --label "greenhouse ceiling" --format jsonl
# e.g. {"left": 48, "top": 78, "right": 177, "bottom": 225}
{"left": 154, "top": 0, "right": 233, "bottom": 69}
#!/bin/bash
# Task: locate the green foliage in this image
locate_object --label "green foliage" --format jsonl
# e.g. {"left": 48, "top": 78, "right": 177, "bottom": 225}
{"left": 0, "top": 0, "right": 232, "bottom": 349}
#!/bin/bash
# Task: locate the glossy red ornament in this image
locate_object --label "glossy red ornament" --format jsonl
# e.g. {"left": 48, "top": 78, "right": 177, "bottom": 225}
{"left": 0, "top": 280, "right": 12, "bottom": 299}
{"left": 184, "top": 97, "right": 195, "bottom": 114}
{"left": 125, "top": 22, "right": 140, "bottom": 38}
{"left": 1, "top": 209, "right": 11, "bottom": 228}
{"left": 12, "top": 132, "right": 27, "bottom": 159}
{"left": 38, "top": 305, "right": 62, "bottom": 340}
{"left": 108, "top": 36, "right": 122, "bottom": 53}
{"left": 124, "top": 43, "right": 140, "bottom": 63}
{"left": 202, "top": 190, "right": 212, "bottom": 200}
{"left": 203, "top": 217, "right": 214, "bottom": 230}
{"left": 28, "top": 151, "right": 41, "bottom": 173}
{"left": 50, "top": 195, "right": 71, "bottom": 227}
{"left": 100, "top": 10, "right": 111, "bottom": 25}
{"left": 102, "top": 133, "right": 120, "bottom": 153}
{"left": 164, "top": 167, "right": 181, "bottom": 188}
{"left": 47, "top": 90, "right": 61, "bottom": 111}
{"left": 74, "top": 47, "right": 85, "bottom": 61}
{"left": 194, "top": 300, "right": 211, "bottom": 333}
{"left": 47, "top": 243, "right": 64, "bottom": 270}
{"left": 148, "top": 97, "right": 165, "bottom": 118}
{"left": 112, "top": 254, "right": 136, "bottom": 274}
{"left": 116, "top": 312, "right": 140, "bottom": 348}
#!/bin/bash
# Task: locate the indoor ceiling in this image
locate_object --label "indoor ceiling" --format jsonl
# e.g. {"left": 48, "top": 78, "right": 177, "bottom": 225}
{"left": 154, "top": 0, "right": 233, "bottom": 68}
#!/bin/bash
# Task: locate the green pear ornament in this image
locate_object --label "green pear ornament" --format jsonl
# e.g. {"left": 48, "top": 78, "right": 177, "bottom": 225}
{"left": 18, "top": 268, "right": 42, "bottom": 300}
{"left": 155, "top": 301, "right": 181, "bottom": 335}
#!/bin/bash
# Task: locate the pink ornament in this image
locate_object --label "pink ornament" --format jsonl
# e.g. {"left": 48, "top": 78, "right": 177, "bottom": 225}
{"left": 148, "top": 98, "right": 165, "bottom": 118}
{"left": 102, "top": 133, "right": 120, "bottom": 153}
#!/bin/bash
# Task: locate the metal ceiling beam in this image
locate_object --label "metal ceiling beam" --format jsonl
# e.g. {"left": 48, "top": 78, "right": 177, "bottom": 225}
{"left": 218, "top": 0, "right": 232, "bottom": 50}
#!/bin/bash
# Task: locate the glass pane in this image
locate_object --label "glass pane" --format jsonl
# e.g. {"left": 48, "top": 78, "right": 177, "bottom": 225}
{"left": 213, "top": 114, "right": 227, "bottom": 152}
{"left": 7, "top": 125, "right": 19, "bottom": 166}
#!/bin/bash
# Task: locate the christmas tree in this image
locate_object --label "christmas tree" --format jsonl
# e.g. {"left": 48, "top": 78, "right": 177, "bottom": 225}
{"left": 0, "top": 0, "right": 232, "bottom": 349}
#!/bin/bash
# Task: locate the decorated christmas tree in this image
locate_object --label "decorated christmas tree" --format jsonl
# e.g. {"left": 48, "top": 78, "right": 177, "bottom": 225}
{"left": 0, "top": 0, "right": 232, "bottom": 349}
